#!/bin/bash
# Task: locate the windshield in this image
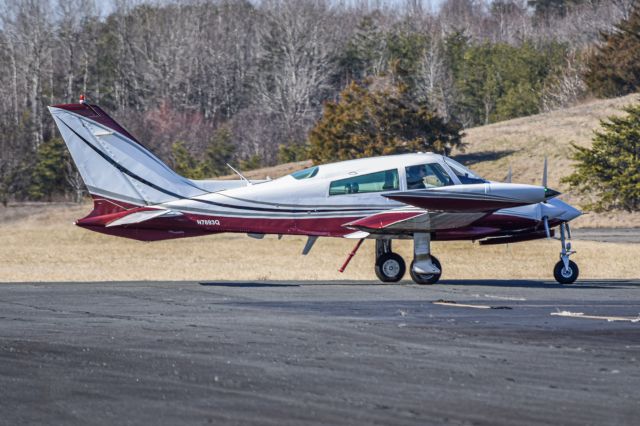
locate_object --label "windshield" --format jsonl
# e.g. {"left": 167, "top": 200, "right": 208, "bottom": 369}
{"left": 405, "top": 163, "right": 454, "bottom": 189}
{"left": 444, "top": 158, "right": 487, "bottom": 184}
{"left": 291, "top": 166, "right": 319, "bottom": 180}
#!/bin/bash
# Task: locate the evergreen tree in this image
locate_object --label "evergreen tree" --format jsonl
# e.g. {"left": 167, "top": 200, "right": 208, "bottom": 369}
{"left": 28, "top": 138, "right": 69, "bottom": 201}
{"left": 309, "top": 81, "right": 463, "bottom": 164}
{"left": 528, "top": 0, "right": 585, "bottom": 20}
{"left": 200, "top": 126, "right": 236, "bottom": 177}
{"left": 386, "top": 28, "right": 428, "bottom": 88}
{"left": 451, "top": 41, "right": 566, "bottom": 125}
{"left": 171, "top": 141, "right": 204, "bottom": 179}
{"left": 170, "top": 126, "right": 236, "bottom": 179}
{"left": 585, "top": 5, "right": 640, "bottom": 97}
{"left": 337, "top": 13, "right": 387, "bottom": 84}
{"left": 562, "top": 103, "right": 640, "bottom": 212}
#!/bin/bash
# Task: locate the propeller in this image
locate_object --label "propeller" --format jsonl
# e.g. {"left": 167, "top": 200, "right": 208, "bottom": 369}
{"left": 541, "top": 156, "right": 561, "bottom": 199}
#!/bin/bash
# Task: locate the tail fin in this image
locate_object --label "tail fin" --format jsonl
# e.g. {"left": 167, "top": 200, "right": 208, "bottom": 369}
{"left": 48, "top": 103, "right": 207, "bottom": 206}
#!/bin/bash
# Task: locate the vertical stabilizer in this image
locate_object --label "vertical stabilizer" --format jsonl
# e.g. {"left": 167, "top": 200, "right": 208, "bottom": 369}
{"left": 49, "top": 103, "right": 207, "bottom": 206}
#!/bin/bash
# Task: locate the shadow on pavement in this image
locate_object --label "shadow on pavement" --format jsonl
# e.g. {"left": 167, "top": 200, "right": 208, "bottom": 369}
{"left": 438, "top": 279, "right": 636, "bottom": 289}
{"left": 199, "top": 282, "right": 300, "bottom": 288}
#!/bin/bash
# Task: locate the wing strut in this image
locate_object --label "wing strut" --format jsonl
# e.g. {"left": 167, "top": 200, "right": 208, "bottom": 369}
{"left": 339, "top": 238, "right": 365, "bottom": 273}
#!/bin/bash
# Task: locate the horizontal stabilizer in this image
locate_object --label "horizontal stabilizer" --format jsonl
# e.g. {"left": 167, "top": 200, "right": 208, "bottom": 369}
{"left": 106, "top": 209, "right": 181, "bottom": 227}
{"left": 384, "top": 183, "right": 551, "bottom": 213}
{"left": 344, "top": 208, "right": 487, "bottom": 234}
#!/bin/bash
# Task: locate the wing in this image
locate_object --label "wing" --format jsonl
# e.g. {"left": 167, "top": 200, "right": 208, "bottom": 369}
{"left": 342, "top": 208, "right": 488, "bottom": 234}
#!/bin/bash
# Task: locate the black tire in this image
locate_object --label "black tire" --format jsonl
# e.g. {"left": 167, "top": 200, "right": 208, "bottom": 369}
{"left": 375, "top": 252, "right": 406, "bottom": 283}
{"left": 410, "top": 256, "right": 442, "bottom": 285}
{"left": 554, "top": 260, "right": 579, "bottom": 284}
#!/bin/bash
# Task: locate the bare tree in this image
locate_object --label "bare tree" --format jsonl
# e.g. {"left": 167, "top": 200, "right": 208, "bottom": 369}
{"left": 254, "top": 0, "right": 339, "bottom": 145}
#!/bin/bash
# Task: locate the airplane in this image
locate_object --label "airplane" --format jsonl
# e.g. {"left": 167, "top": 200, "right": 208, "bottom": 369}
{"left": 48, "top": 99, "right": 582, "bottom": 285}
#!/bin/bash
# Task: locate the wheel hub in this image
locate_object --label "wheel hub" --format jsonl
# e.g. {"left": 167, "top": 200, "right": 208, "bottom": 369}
{"left": 382, "top": 259, "right": 400, "bottom": 277}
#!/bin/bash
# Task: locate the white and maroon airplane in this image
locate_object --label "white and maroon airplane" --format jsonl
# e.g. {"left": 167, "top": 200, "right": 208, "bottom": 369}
{"left": 49, "top": 100, "right": 582, "bottom": 284}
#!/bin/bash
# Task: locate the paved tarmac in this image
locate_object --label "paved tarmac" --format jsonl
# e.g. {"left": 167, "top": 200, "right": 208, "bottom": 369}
{"left": 572, "top": 227, "right": 640, "bottom": 244}
{"left": 1, "top": 279, "right": 639, "bottom": 426}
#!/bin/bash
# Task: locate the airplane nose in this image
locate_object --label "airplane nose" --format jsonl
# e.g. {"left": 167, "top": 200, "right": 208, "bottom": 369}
{"left": 562, "top": 203, "right": 582, "bottom": 221}
{"left": 542, "top": 198, "right": 582, "bottom": 221}
{"left": 553, "top": 199, "right": 581, "bottom": 221}
{"left": 544, "top": 187, "right": 561, "bottom": 199}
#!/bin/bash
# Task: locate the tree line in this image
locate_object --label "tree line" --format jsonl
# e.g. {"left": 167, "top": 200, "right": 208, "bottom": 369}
{"left": 0, "top": 0, "right": 637, "bottom": 203}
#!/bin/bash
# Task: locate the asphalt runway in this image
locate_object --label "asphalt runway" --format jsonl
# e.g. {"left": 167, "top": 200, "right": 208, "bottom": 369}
{"left": 572, "top": 227, "right": 640, "bottom": 244}
{"left": 1, "top": 280, "right": 639, "bottom": 426}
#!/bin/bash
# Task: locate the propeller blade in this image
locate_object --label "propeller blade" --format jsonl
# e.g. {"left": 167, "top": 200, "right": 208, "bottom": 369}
{"left": 542, "top": 157, "right": 548, "bottom": 188}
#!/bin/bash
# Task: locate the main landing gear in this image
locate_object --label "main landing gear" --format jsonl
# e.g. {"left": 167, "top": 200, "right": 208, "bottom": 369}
{"left": 553, "top": 222, "right": 579, "bottom": 284}
{"left": 374, "top": 233, "right": 442, "bottom": 284}
{"left": 374, "top": 240, "right": 405, "bottom": 282}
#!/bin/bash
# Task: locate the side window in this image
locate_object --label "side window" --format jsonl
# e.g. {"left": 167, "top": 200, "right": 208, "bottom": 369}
{"left": 405, "top": 163, "right": 454, "bottom": 189}
{"left": 329, "top": 169, "right": 399, "bottom": 196}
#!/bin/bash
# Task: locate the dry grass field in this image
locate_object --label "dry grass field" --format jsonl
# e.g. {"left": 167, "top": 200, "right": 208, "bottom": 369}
{"left": 1, "top": 202, "right": 638, "bottom": 282}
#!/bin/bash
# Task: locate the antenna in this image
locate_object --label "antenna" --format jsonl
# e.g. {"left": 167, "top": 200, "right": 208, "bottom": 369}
{"left": 542, "top": 156, "right": 548, "bottom": 188}
{"left": 226, "top": 163, "right": 252, "bottom": 186}
{"left": 505, "top": 165, "right": 512, "bottom": 183}
{"left": 79, "top": 93, "right": 100, "bottom": 116}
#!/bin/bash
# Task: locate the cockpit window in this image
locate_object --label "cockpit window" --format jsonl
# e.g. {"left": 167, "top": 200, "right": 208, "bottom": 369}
{"left": 291, "top": 166, "right": 319, "bottom": 180}
{"left": 329, "top": 169, "right": 399, "bottom": 196}
{"left": 405, "top": 163, "right": 454, "bottom": 189}
{"left": 444, "top": 158, "right": 487, "bottom": 184}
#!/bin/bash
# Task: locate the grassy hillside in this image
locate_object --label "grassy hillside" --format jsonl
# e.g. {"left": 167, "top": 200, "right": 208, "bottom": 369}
{"left": 453, "top": 94, "right": 640, "bottom": 227}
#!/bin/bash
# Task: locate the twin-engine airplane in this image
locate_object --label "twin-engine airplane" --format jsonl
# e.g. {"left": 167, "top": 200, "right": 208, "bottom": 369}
{"left": 49, "top": 100, "right": 582, "bottom": 284}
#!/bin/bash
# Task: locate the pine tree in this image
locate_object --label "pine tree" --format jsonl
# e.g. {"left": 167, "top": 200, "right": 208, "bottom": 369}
{"left": 562, "top": 103, "right": 640, "bottom": 212}
{"left": 170, "top": 126, "right": 237, "bottom": 179}
{"left": 171, "top": 141, "right": 204, "bottom": 179}
{"left": 337, "top": 13, "right": 387, "bottom": 84}
{"left": 585, "top": 5, "right": 640, "bottom": 97}
{"left": 200, "top": 126, "right": 236, "bottom": 178}
{"left": 309, "top": 81, "right": 463, "bottom": 164}
{"left": 28, "top": 138, "right": 69, "bottom": 201}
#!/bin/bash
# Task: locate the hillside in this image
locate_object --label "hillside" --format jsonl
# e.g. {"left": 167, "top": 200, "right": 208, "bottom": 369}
{"left": 234, "top": 94, "right": 640, "bottom": 228}
{"left": 454, "top": 94, "right": 640, "bottom": 227}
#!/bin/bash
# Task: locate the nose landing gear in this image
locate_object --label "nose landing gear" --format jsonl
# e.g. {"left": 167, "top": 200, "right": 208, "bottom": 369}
{"left": 554, "top": 222, "right": 579, "bottom": 284}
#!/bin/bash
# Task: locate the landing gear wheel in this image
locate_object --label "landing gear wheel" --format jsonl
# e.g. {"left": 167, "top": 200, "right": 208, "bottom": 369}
{"left": 410, "top": 256, "right": 442, "bottom": 285}
{"left": 554, "top": 260, "right": 579, "bottom": 284}
{"left": 375, "top": 253, "right": 406, "bottom": 282}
